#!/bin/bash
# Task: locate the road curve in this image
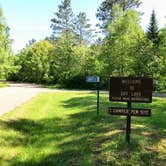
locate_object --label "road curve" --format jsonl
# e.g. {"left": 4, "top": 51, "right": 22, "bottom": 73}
{"left": 0, "top": 83, "right": 55, "bottom": 116}
{"left": 0, "top": 83, "right": 99, "bottom": 116}
{"left": 0, "top": 82, "right": 164, "bottom": 116}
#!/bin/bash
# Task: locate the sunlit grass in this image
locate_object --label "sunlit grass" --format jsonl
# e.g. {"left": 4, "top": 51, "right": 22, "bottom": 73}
{"left": 0, "top": 82, "right": 8, "bottom": 88}
{"left": 0, "top": 92, "right": 165, "bottom": 165}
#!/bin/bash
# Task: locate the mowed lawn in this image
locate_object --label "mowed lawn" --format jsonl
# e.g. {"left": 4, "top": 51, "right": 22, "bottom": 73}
{"left": 0, "top": 82, "right": 8, "bottom": 88}
{"left": 0, "top": 92, "right": 166, "bottom": 166}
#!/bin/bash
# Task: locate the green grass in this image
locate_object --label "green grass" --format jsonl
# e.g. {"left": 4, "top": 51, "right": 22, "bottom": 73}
{"left": 0, "top": 92, "right": 166, "bottom": 166}
{"left": 40, "top": 84, "right": 60, "bottom": 89}
{"left": 0, "top": 82, "right": 8, "bottom": 88}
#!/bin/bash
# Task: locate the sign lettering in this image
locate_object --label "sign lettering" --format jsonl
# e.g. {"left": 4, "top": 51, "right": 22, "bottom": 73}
{"left": 108, "top": 77, "right": 153, "bottom": 143}
{"left": 109, "top": 77, "right": 153, "bottom": 103}
{"left": 108, "top": 107, "right": 151, "bottom": 117}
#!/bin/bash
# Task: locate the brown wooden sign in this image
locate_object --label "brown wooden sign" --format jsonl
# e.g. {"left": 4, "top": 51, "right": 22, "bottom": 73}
{"left": 108, "top": 107, "right": 151, "bottom": 117}
{"left": 108, "top": 77, "right": 153, "bottom": 143}
{"left": 109, "top": 77, "right": 153, "bottom": 103}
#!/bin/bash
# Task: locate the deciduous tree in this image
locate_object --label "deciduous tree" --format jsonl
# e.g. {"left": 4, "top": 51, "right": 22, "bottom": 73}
{"left": 100, "top": 6, "right": 143, "bottom": 77}
{"left": 96, "top": 0, "right": 141, "bottom": 29}
{"left": 0, "top": 7, "right": 12, "bottom": 79}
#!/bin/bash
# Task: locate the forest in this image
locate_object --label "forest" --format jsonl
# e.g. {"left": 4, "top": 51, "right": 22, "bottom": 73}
{"left": 0, "top": 0, "right": 165, "bottom": 91}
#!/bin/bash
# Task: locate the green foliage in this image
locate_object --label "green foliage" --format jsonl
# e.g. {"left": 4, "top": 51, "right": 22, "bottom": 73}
{"left": 49, "top": 33, "right": 77, "bottom": 84}
{"left": 100, "top": 6, "right": 143, "bottom": 78}
{"left": 96, "top": 0, "right": 141, "bottom": 29}
{"left": 26, "top": 38, "right": 36, "bottom": 47}
{"left": 9, "top": 41, "right": 54, "bottom": 83}
{"left": 5, "top": 2, "right": 166, "bottom": 91}
{"left": 132, "top": 37, "right": 153, "bottom": 76}
{"left": 51, "top": 0, "right": 74, "bottom": 40}
{"left": 132, "top": 36, "right": 163, "bottom": 91}
{"left": 74, "top": 12, "right": 93, "bottom": 45}
{"left": 0, "top": 7, "right": 13, "bottom": 79}
{"left": 141, "top": 10, "right": 165, "bottom": 90}
{"left": 0, "top": 81, "right": 8, "bottom": 88}
{"left": 48, "top": 36, "right": 101, "bottom": 88}
{"left": 147, "top": 10, "right": 159, "bottom": 45}
{"left": 154, "top": 27, "right": 166, "bottom": 91}
{"left": 158, "top": 27, "right": 166, "bottom": 77}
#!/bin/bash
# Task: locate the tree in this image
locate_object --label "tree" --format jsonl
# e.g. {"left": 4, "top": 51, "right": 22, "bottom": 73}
{"left": 50, "top": 0, "right": 74, "bottom": 41}
{"left": 26, "top": 38, "right": 36, "bottom": 47}
{"left": 96, "top": 0, "right": 141, "bottom": 29}
{"left": 45, "top": 35, "right": 58, "bottom": 47}
{"left": 132, "top": 37, "right": 154, "bottom": 76}
{"left": 49, "top": 33, "right": 78, "bottom": 85}
{"left": 99, "top": 6, "right": 143, "bottom": 78}
{"left": 14, "top": 40, "right": 54, "bottom": 83}
{"left": 159, "top": 27, "right": 166, "bottom": 74}
{"left": 74, "top": 12, "right": 93, "bottom": 45}
{"left": 0, "top": 7, "right": 13, "bottom": 79}
{"left": 147, "top": 9, "right": 159, "bottom": 45}
{"left": 156, "top": 27, "right": 166, "bottom": 90}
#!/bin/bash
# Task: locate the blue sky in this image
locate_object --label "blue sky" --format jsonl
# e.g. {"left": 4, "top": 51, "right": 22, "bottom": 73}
{"left": 0, "top": 0, "right": 166, "bottom": 52}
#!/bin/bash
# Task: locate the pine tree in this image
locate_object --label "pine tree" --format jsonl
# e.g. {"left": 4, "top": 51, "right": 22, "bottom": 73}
{"left": 26, "top": 39, "right": 36, "bottom": 47}
{"left": 50, "top": 0, "right": 74, "bottom": 41}
{"left": 147, "top": 9, "right": 159, "bottom": 45}
{"left": 74, "top": 12, "right": 93, "bottom": 45}
{"left": 50, "top": 0, "right": 76, "bottom": 84}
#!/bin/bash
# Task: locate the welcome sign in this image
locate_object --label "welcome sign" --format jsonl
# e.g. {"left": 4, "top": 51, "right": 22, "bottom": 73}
{"left": 108, "top": 77, "right": 153, "bottom": 143}
{"left": 109, "top": 77, "right": 153, "bottom": 103}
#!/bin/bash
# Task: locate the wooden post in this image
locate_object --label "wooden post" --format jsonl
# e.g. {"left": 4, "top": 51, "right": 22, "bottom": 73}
{"left": 97, "top": 82, "right": 100, "bottom": 115}
{"left": 126, "top": 93, "right": 131, "bottom": 143}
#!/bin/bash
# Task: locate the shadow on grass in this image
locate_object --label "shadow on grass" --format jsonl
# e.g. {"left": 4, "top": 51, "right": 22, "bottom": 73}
{"left": 0, "top": 115, "right": 125, "bottom": 166}
{"left": 62, "top": 95, "right": 166, "bottom": 165}
{"left": 131, "top": 98, "right": 166, "bottom": 130}
{"left": 62, "top": 96, "right": 97, "bottom": 110}
{"left": 0, "top": 95, "right": 166, "bottom": 165}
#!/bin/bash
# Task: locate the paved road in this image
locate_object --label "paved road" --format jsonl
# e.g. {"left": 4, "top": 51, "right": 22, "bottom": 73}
{"left": 0, "top": 83, "right": 99, "bottom": 116}
{"left": 1, "top": 82, "right": 164, "bottom": 116}
{"left": 0, "top": 83, "right": 56, "bottom": 116}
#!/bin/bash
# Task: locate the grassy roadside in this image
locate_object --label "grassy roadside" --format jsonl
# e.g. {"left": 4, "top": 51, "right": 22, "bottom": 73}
{"left": 0, "top": 82, "right": 8, "bottom": 88}
{"left": 0, "top": 92, "right": 165, "bottom": 165}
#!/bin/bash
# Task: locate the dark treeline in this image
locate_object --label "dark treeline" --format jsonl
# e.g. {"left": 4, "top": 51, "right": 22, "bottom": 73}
{"left": 1, "top": 0, "right": 166, "bottom": 91}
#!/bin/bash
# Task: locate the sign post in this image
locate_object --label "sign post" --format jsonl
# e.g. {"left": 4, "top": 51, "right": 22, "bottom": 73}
{"left": 86, "top": 76, "right": 100, "bottom": 115}
{"left": 108, "top": 77, "right": 153, "bottom": 143}
{"left": 126, "top": 93, "right": 131, "bottom": 143}
{"left": 97, "top": 80, "right": 100, "bottom": 115}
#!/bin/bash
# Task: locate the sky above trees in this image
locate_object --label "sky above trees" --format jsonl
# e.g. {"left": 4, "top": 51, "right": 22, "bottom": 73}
{"left": 0, "top": 0, "right": 166, "bottom": 52}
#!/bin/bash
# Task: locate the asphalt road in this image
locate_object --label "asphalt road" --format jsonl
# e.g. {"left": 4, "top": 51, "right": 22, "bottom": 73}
{"left": 0, "top": 83, "right": 51, "bottom": 116}
{"left": 1, "top": 82, "right": 164, "bottom": 116}
{"left": 0, "top": 83, "right": 98, "bottom": 116}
